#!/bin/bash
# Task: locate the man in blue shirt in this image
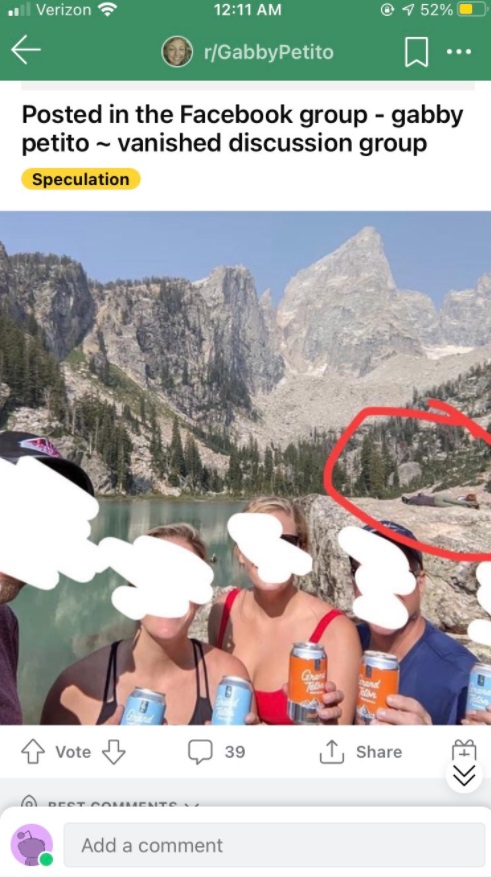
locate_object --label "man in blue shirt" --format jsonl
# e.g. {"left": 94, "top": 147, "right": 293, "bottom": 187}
{"left": 349, "top": 520, "right": 478, "bottom": 726}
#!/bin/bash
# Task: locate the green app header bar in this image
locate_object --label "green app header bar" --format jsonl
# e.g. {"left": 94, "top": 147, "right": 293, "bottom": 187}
{"left": 1, "top": 0, "right": 490, "bottom": 80}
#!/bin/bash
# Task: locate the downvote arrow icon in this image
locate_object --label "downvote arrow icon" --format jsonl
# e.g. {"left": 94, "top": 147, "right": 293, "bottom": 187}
{"left": 103, "top": 740, "right": 126, "bottom": 765}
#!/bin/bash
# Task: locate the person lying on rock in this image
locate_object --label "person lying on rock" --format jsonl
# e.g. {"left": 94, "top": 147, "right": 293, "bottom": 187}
{"left": 347, "top": 521, "right": 476, "bottom": 725}
{"left": 401, "top": 491, "right": 480, "bottom": 509}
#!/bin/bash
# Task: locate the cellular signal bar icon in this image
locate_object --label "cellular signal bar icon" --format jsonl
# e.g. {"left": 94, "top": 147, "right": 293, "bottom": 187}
{"left": 8, "top": 2, "right": 31, "bottom": 14}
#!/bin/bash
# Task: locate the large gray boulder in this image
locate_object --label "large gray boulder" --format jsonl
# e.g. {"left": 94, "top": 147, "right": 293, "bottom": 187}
{"left": 296, "top": 493, "right": 490, "bottom": 639}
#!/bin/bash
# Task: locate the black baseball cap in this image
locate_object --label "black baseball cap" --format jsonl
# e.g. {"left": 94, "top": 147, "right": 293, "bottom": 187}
{"left": 0, "top": 431, "right": 94, "bottom": 496}
{"left": 362, "top": 520, "right": 423, "bottom": 568}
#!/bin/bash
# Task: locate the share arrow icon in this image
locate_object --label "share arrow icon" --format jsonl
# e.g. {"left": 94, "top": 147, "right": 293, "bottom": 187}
{"left": 319, "top": 740, "right": 345, "bottom": 765}
{"left": 11, "top": 35, "right": 42, "bottom": 65}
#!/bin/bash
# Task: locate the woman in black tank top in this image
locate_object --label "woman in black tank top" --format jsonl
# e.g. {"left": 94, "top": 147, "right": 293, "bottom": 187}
{"left": 41, "top": 524, "right": 256, "bottom": 726}
{"left": 96, "top": 637, "right": 212, "bottom": 726}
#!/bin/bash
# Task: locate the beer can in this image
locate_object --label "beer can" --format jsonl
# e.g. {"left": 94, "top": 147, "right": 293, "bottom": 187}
{"left": 356, "top": 651, "right": 399, "bottom": 724}
{"left": 212, "top": 676, "right": 253, "bottom": 725}
{"left": 466, "top": 663, "right": 491, "bottom": 713}
{"left": 120, "top": 688, "right": 166, "bottom": 726}
{"left": 287, "top": 642, "right": 328, "bottom": 724}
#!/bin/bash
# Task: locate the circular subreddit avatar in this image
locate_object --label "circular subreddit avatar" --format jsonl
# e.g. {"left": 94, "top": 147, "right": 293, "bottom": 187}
{"left": 162, "top": 35, "right": 193, "bottom": 68}
{"left": 11, "top": 824, "right": 54, "bottom": 867}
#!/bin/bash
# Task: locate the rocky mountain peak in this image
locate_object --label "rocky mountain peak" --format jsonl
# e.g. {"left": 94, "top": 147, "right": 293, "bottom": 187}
{"left": 475, "top": 271, "right": 491, "bottom": 298}
{"left": 441, "top": 269, "right": 491, "bottom": 346}
{"left": 322, "top": 224, "right": 388, "bottom": 266}
{"left": 2, "top": 228, "right": 491, "bottom": 446}
{"left": 196, "top": 265, "right": 259, "bottom": 314}
{"left": 0, "top": 243, "right": 95, "bottom": 358}
{"left": 276, "top": 227, "right": 416, "bottom": 375}
{"left": 83, "top": 263, "right": 284, "bottom": 428}
{"left": 284, "top": 226, "right": 396, "bottom": 301}
{"left": 196, "top": 265, "right": 284, "bottom": 394}
{"left": 351, "top": 225, "right": 380, "bottom": 245}
{"left": 259, "top": 288, "right": 274, "bottom": 311}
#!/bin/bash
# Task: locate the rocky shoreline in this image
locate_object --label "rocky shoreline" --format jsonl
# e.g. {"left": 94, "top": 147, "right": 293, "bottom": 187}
{"left": 192, "top": 492, "right": 491, "bottom": 665}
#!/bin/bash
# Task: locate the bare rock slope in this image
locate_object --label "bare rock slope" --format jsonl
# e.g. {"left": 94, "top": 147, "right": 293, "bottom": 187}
{"left": 297, "top": 493, "right": 491, "bottom": 651}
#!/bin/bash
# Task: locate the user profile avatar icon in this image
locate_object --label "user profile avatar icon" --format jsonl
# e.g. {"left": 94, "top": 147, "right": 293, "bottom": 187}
{"left": 11, "top": 824, "right": 54, "bottom": 867}
{"left": 162, "top": 35, "right": 193, "bottom": 68}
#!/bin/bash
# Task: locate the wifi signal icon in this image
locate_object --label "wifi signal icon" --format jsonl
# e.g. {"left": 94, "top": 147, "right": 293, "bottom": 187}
{"left": 98, "top": 1, "right": 117, "bottom": 15}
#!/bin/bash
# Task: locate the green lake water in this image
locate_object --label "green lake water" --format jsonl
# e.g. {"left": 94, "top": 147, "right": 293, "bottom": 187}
{"left": 14, "top": 498, "right": 247, "bottom": 724}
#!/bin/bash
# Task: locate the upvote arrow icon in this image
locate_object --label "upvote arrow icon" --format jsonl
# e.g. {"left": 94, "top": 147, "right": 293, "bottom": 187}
{"left": 21, "top": 739, "right": 45, "bottom": 765}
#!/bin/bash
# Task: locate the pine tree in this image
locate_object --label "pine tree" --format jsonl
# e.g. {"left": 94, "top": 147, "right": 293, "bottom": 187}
{"left": 227, "top": 446, "right": 243, "bottom": 494}
{"left": 73, "top": 394, "right": 133, "bottom": 490}
{"left": 263, "top": 445, "right": 274, "bottom": 492}
{"left": 115, "top": 424, "right": 133, "bottom": 492}
{"left": 184, "top": 434, "right": 203, "bottom": 488}
{"left": 201, "top": 466, "right": 211, "bottom": 491}
{"left": 0, "top": 306, "right": 68, "bottom": 417}
{"left": 149, "top": 417, "right": 165, "bottom": 478}
{"left": 169, "top": 416, "right": 186, "bottom": 482}
{"left": 332, "top": 462, "right": 347, "bottom": 491}
{"left": 210, "top": 468, "right": 223, "bottom": 493}
{"left": 369, "top": 449, "right": 386, "bottom": 498}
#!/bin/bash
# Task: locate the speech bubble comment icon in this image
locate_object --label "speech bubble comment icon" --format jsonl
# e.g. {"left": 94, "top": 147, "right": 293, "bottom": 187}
{"left": 188, "top": 740, "right": 213, "bottom": 765}
{"left": 324, "top": 399, "right": 491, "bottom": 563}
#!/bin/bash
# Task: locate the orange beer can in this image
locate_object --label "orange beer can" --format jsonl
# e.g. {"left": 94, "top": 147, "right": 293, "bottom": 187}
{"left": 356, "top": 650, "right": 399, "bottom": 724}
{"left": 287, "top": 642, "right": 327, "bottom": 724}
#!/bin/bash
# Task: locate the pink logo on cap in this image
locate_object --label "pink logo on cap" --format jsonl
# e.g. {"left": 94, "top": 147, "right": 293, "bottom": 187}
{"left": 19, "top": 437, "right": 62, "bottom": 458}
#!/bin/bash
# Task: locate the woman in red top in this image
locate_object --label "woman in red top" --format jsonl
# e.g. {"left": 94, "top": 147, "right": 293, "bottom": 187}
{"left": 209, "top": 496, "right": 361, "bottom": 724}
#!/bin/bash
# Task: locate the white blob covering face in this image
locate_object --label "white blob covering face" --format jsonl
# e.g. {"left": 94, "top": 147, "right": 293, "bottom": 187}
{"left": 338, "top": 525, "right": 417, "bottom": 630}
{"left": 227, "top": 512, "right": 312, "bottom": 585}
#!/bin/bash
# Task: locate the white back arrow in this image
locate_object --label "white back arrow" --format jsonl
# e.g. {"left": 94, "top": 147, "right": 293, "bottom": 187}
{"left": 12, "top": 35, "right": 42, "bottom": 65}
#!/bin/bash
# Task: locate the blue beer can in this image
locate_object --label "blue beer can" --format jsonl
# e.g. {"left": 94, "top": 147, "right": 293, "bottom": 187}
{"left": 212, "top": 676, "right": 253, "bottom": 725}
{"left": 466, "top": 663, "right": 491, "bottom": 713}
{"left": 121, "top": 687, "right": 166, "bottom": 726}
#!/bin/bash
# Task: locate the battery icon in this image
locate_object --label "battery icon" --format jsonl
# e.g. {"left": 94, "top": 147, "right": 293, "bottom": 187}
{"left": 457, "top": 2, "right": 489, "bottom": 14}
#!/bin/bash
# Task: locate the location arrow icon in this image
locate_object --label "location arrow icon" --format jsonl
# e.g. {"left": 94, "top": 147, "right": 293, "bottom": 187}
{"left": 11, "top": 35, "right": 42, "bottom": 65}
